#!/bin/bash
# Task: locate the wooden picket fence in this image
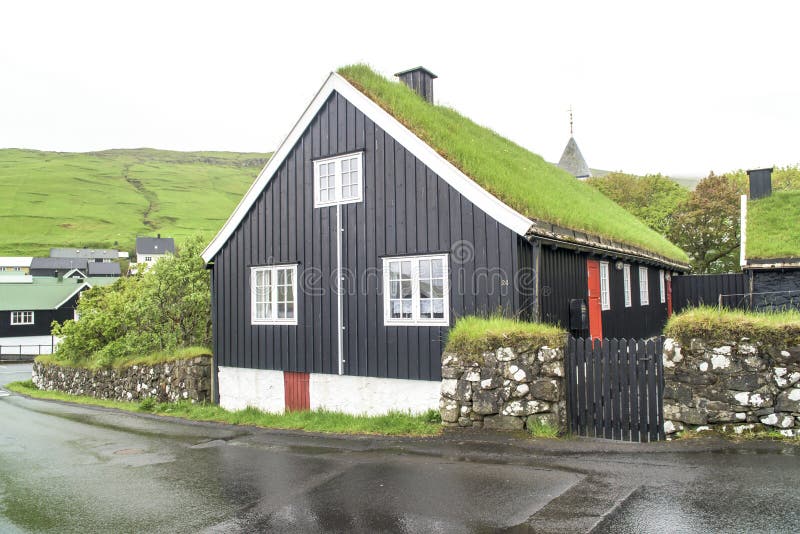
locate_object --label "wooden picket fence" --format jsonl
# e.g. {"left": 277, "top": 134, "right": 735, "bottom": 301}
{"left": 566, "top": 337, "right": 665, "bottom": 442}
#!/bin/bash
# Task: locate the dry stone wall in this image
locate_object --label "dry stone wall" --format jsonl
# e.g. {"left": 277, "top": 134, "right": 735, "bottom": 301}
{"left": 663, "top": 338, "right": 800, "bottom": 437}
{"left": 32, "top": 356, "right": 212, "bottom": 403}
{"left": 440, "top": 344, "right": 566, "bottom": 432}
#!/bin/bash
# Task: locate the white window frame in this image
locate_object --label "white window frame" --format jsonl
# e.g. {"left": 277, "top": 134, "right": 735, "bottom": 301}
{"left": 623, "top": 264, "right": 632, "bottom": 308}
{"left": 250, "top": 264, "right": 298, "bottom": 325}
{"left": 639, "top": 266, "right": 650, "bottom": 306}
{"left": 145, "top": 256, "right": 152, "bottom": 262}
{"left": 11, "top": 311, "right": 34, "bottom": 325}
{"left": 659, "top": 270, "right": 666, "bottom": 303}
{"left": 599, "top": 261, "right": 611, "bottom": 311}
{"left": 313, "top": 152, "right": 364, "bottom": 208}
{"left": 383, "top": 254, "right": 449, "bottom": 326}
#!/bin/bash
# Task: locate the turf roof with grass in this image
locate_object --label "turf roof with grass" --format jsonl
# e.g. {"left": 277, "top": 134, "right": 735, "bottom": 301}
{"left": 746, "top": 191, "right": 800, "bottom": 260}
{"left": 337, "top": 65, "right": 688, "bottom": 264}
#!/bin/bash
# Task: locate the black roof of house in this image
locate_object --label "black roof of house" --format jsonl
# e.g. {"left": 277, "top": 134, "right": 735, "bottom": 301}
{"left": 136, "top": 237, "right": 175, "bottom": 255}
{"left": 87, "top": 262, "right": 121, "bottom": 276}
{"left": 30, "top": 257, "right": 89, "bottom": 270}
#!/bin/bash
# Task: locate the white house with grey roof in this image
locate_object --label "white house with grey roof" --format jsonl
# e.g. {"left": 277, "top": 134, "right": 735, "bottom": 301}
{"left": 135, "top": 236, "right": 175, "bottom": 270}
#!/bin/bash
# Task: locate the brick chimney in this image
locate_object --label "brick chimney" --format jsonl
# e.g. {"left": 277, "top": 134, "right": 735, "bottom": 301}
{"left": 747, "top": 168, "right": 773, "bottom": 200}
{"left": 395, "top": 67, "right": 437, "bottom": 104}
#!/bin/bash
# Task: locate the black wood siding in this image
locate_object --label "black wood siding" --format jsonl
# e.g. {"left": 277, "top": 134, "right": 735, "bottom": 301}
{"left": 538, "top": 246, "right": 669, "bottom": 338}
{"left": 672, "top": 273, "right": 749, "bottom": 312}
{"left": 211, "top": 91, "right": 522, "bottom": 381}
{"left": 601, "top": 264, "right": 668, "bottom": 339}
{"left": 752, "top": 269, "right": 800, "bottom": 311}
{"left": 0, "top": 293, "right": 79, "bottom": 338}
{"left": 539, "top": 246, "right": 588, "bottom": 329}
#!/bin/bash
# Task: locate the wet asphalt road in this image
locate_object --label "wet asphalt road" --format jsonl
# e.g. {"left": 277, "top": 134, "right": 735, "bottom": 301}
{"left": 1, "top": 362, "right": 799, "bottom": 533}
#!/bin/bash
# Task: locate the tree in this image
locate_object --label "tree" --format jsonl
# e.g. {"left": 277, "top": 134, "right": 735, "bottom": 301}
{"left": 52, "top": 235, "right": 211, "bottom": 367}
{"left": 668, "top": 173, "right": 742, "bottom": 273}
{"left": 586, "top": 172, "right": 690, "bottom": 235}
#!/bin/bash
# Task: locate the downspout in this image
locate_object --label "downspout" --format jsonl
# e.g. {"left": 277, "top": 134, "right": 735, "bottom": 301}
{"left": 740, "top": 194, "right": 752, "bottom": 309}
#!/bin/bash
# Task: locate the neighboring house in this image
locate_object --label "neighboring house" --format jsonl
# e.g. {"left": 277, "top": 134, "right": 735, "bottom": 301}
{"left": 50, "top": 248, "right": 119, "bottom": 263}
{"left": 30, "top": 258, "right": 89, "bottom": 277}
{"left": 0, "top": 257, "right": 32, "bottom": 274}
{"left": 201, "top": 65, "right": 689, "bottom": 414}
{"left": 740, "top": 168, "right": 800, "bottom": 310}
{"left": 135, "top": 236, "right": 175, "bottom": 269}
{"left": 87, "top": 262, "right": 121, "bottom": 277}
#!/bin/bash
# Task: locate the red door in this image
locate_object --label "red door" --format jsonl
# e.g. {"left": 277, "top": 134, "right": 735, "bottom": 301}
{"left": 284, "top": 372, "right": 310, "bottom": 411}
{"left": 586, "top": 259, "right": 603, "bottom": 340}
{"left": 666, "top": 275, "right": 673, "bottom": 317}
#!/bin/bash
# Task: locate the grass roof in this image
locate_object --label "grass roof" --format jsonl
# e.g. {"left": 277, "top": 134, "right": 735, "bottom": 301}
{"left": 665, "top": 306, "right": 800, "bottom": 346}
{"left": 746, "top": 191, "right": 800, "bottom": 260}
{"left": 338, "top": 65, "right": 688, "bottom": 264}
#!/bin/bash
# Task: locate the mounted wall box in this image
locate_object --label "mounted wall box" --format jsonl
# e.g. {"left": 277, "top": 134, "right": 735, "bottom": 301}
{"left": 569, "top": 298, "right": 588, "bottom": 331}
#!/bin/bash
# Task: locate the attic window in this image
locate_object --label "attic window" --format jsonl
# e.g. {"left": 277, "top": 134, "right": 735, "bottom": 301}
{"left": 314, "top": 152, "right": 363, "bottom": 207}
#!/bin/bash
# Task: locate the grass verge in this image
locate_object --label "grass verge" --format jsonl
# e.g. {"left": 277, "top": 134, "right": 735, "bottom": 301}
{"left": 35, "top": 346, "right": 211, "bottom": 371}
{"left": 527, "top": 419, "right": 561, "bottom": 439}
{"left": 445, "top": 316, "right": 565, "bottom": 359}
{"left": 665, "top": 306, "right": 800, "bottom": 346}
{"left": 5, "top": 380, "right": 442, "bottom": 437}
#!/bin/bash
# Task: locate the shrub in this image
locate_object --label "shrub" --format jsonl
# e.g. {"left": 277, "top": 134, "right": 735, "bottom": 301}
{"left": 51, "top": 235, "right": 211, "bottom": 368}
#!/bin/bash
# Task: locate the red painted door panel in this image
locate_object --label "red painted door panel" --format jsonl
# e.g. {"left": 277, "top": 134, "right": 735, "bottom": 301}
{"left": 586, "top": 259, "right": 603, "bottom": 340}
{"left": 284, "top": 372, "right": 310, "bottom": 411}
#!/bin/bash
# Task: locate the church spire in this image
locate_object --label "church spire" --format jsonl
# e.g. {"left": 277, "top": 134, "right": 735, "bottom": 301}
{"left": 557, "top": 106, "right": 591, "bottom": 180}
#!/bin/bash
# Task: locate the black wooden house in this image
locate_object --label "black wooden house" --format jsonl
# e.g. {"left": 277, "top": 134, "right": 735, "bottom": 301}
{"left": 202, "top": 65, "right": 689, "bottom": 414}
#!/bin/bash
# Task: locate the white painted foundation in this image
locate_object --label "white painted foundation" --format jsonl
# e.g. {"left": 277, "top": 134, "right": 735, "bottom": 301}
{"left": 216, "top": 366, "right": 440, "bottom": 416}
{"left": 217, "top": 366, "right": 285, "bottom": 413}
{"left": 309, "top": 373, "right": 440, "bottom": 416}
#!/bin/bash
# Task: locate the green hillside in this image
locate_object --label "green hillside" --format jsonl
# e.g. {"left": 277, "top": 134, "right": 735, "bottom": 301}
{"left": 0, "top": 148, "right": 270, "bottom": 255}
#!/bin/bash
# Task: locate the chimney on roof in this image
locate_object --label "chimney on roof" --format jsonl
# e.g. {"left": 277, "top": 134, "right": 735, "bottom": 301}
{"left": 395, "top": 67, "right": 437, "bottom": 104}
{"left": 157, "top": 233, "right": 161, "bottom": 239}
{"left": 747, "top": 167, "right": 773, "bottom": 200}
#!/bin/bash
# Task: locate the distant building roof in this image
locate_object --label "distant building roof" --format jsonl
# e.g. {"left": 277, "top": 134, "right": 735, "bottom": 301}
{"left": 136, "top": 236, "right": 175, "bottom": 255}
{"left": 50, "top": 248, "right": 119, "bottom": 259}
{"left": 87, "top": 262, "right": 121, "bottom": 276}
{"left": 557, "top": 137, "right": 591, "bottom": 180}
{"left": 0, "top": 276, "right": 90, "bottom": 311}
{"left": 0, "top": 273, "right": 33, "bottom": 284}
{"left": 30, "top": 258, "right": 89, "bottom": 271}
{"left": 0, "top": 257, "right": 33, "bottom": 268}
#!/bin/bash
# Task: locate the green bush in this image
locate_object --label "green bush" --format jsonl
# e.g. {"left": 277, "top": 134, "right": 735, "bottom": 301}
{"left": 50, "top": 235, "right": 211, "bottom": 368}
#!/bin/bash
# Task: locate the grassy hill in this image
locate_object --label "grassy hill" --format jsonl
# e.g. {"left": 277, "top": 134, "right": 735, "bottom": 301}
{"left": 0, "top": 148, "right": 270, "bottom": 256}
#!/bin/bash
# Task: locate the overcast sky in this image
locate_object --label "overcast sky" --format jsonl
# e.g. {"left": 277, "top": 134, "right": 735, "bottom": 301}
{"left": 1, "top": 1, "right": 797, "bottom": 177}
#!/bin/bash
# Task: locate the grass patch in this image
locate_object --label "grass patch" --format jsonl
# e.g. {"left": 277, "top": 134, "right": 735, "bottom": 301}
{"left": 0, "top": 148, "right": 269, "bottom": 256}
{"left": 747, "top": 190, "right": 800, "bottom": 259}
{"left": 5, "top": 381, "right": 442, "bottom": 437}
{"left": 665, "top": 306, "right": 800, "bottom": 346}
{"left": 35, "top": 346, "right": 211, "bottom": 371}
{"left": 338, "top": 64, "right": 687, "bottom": 264}
{"left": 445, "top": 316, "right": 565, "bottom": 361}
{"left": 528, "top": 419, "right": 560, "bottom": 439}
{"left": 674, "top": 428, "right": 798, "bottom": 442}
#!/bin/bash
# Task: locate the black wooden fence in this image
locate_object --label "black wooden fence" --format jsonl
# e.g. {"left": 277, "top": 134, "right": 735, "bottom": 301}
{"left": 672, "top": 273, "right": 749, "bottom": 313}
{"left": 566, "top": 337, "right": 665, "bottom": 442}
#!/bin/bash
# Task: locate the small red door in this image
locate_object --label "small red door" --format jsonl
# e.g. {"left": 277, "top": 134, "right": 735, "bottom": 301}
{"left": 284, "top": 372, "right": 310, "bottom": 411}
{"left": 586, "top": 259, "right": 603, "bottom": 340}
{"left": 666, "top": 275, "right": 673, "bottom": 317}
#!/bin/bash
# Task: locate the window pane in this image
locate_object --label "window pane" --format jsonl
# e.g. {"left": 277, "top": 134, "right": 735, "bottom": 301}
{"left": 431, "top": 259, "right": 443, "bottom": 278}
{"left": 256, "top": 303, "right": 265, "bottom": 319}
{"left": 432, "top": 278, "right": 444, "bottom": 298}
{"left": 277, "top": 269, "right": 285, "bottom": 285}
{"left": 390, "top": 281, "right": 400, "bottom": 299}
{"left": 341, "top": 159, "right": 350, "bottom": 172}
{"left": 391, "top": 300, "right": 401, "bottom": 318}
{"left": 278, "top": 286, "right": 286, "bottom": 301}
{"left": 389, "top": 262, "right": 401, "bottom": 279}
{"left": 401, "top": 261, "right": 411, "bottom": 278}
{"left": 420, "top": 280, "right": 431, "bottom": 299}
{"left": 286, "top": 303, "right": 294, "bottom": 319}
{"left": 286, "top": 285, "right": 294, "bottom": 302}
{"left": 402, "top": 300, "right": 412, "bottom": 318}
{"left": 419, "top": 259, "right": 430, "bottom": 279}
{"left": 277, "top": 303, "right": 285, "bottom": 318}
{"left": 401, "top": 281, "right": 412, "bottom": 298}
{"left": 433, "top": 299, "right": 444, "bottom": 318}
{"left": 420, "top": 299, "right": 431, "bottom": 318}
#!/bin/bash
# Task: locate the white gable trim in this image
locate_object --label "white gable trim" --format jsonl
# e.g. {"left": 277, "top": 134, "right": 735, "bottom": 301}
{"left": 63, "top": 268, "right": 88, "bottom": 278}
{"left": 54, "top": 283, "right": 91, "bottom": 310}
{"left": 201, "top": 73, "right": 533, "bottom": 263}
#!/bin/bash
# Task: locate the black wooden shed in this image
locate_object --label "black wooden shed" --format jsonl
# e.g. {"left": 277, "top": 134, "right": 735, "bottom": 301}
{"left": 202, "top": 65, "right": 689, "bottom": 414}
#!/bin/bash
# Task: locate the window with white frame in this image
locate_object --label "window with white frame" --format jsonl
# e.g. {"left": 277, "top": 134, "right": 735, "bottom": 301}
{"left": 383, "top": 254, "right": 449, "bottom": 325}
{"left": 314, "top": 152, "right": 363, "bottom": 207}
{"left": 623, "top": 264, "right": 632, "bottom": 307}
{"left": 11, "top": 311, "right": 34, "bottom": 325}
{"left": 639, "top": 266, "right": 650, "bottom": 305}
{"left": 659, "top": 270, "right": 666, "bottom": 303}
{"left": 599, "top": 261, "right": 610, "bottom": 311}
{"left": 251, "top": 264, "right": 298, "bottom": 325}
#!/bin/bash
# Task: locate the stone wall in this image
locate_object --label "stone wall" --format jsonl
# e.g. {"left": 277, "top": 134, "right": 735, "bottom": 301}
{"left": 32, "top": 356, "right": 212, "bottom": 403}
{"left": 663, "top": 339, "right": 800, "bottom": 436}
{"left": 439, "top": 345, "right": 565, "bottom": 431}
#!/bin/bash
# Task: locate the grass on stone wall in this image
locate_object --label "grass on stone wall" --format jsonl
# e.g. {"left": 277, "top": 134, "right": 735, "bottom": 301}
{"left": 35, "top": 346, "right": 211, "bottom": 371}
{"left": 445, "top": 316, "right": 565, "bottom": 359}
{"left": 665, "top": 306, "right": 800, "bottom": 346}
{"left": 6, "top": 380, "right": 443, "bottom": 437}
